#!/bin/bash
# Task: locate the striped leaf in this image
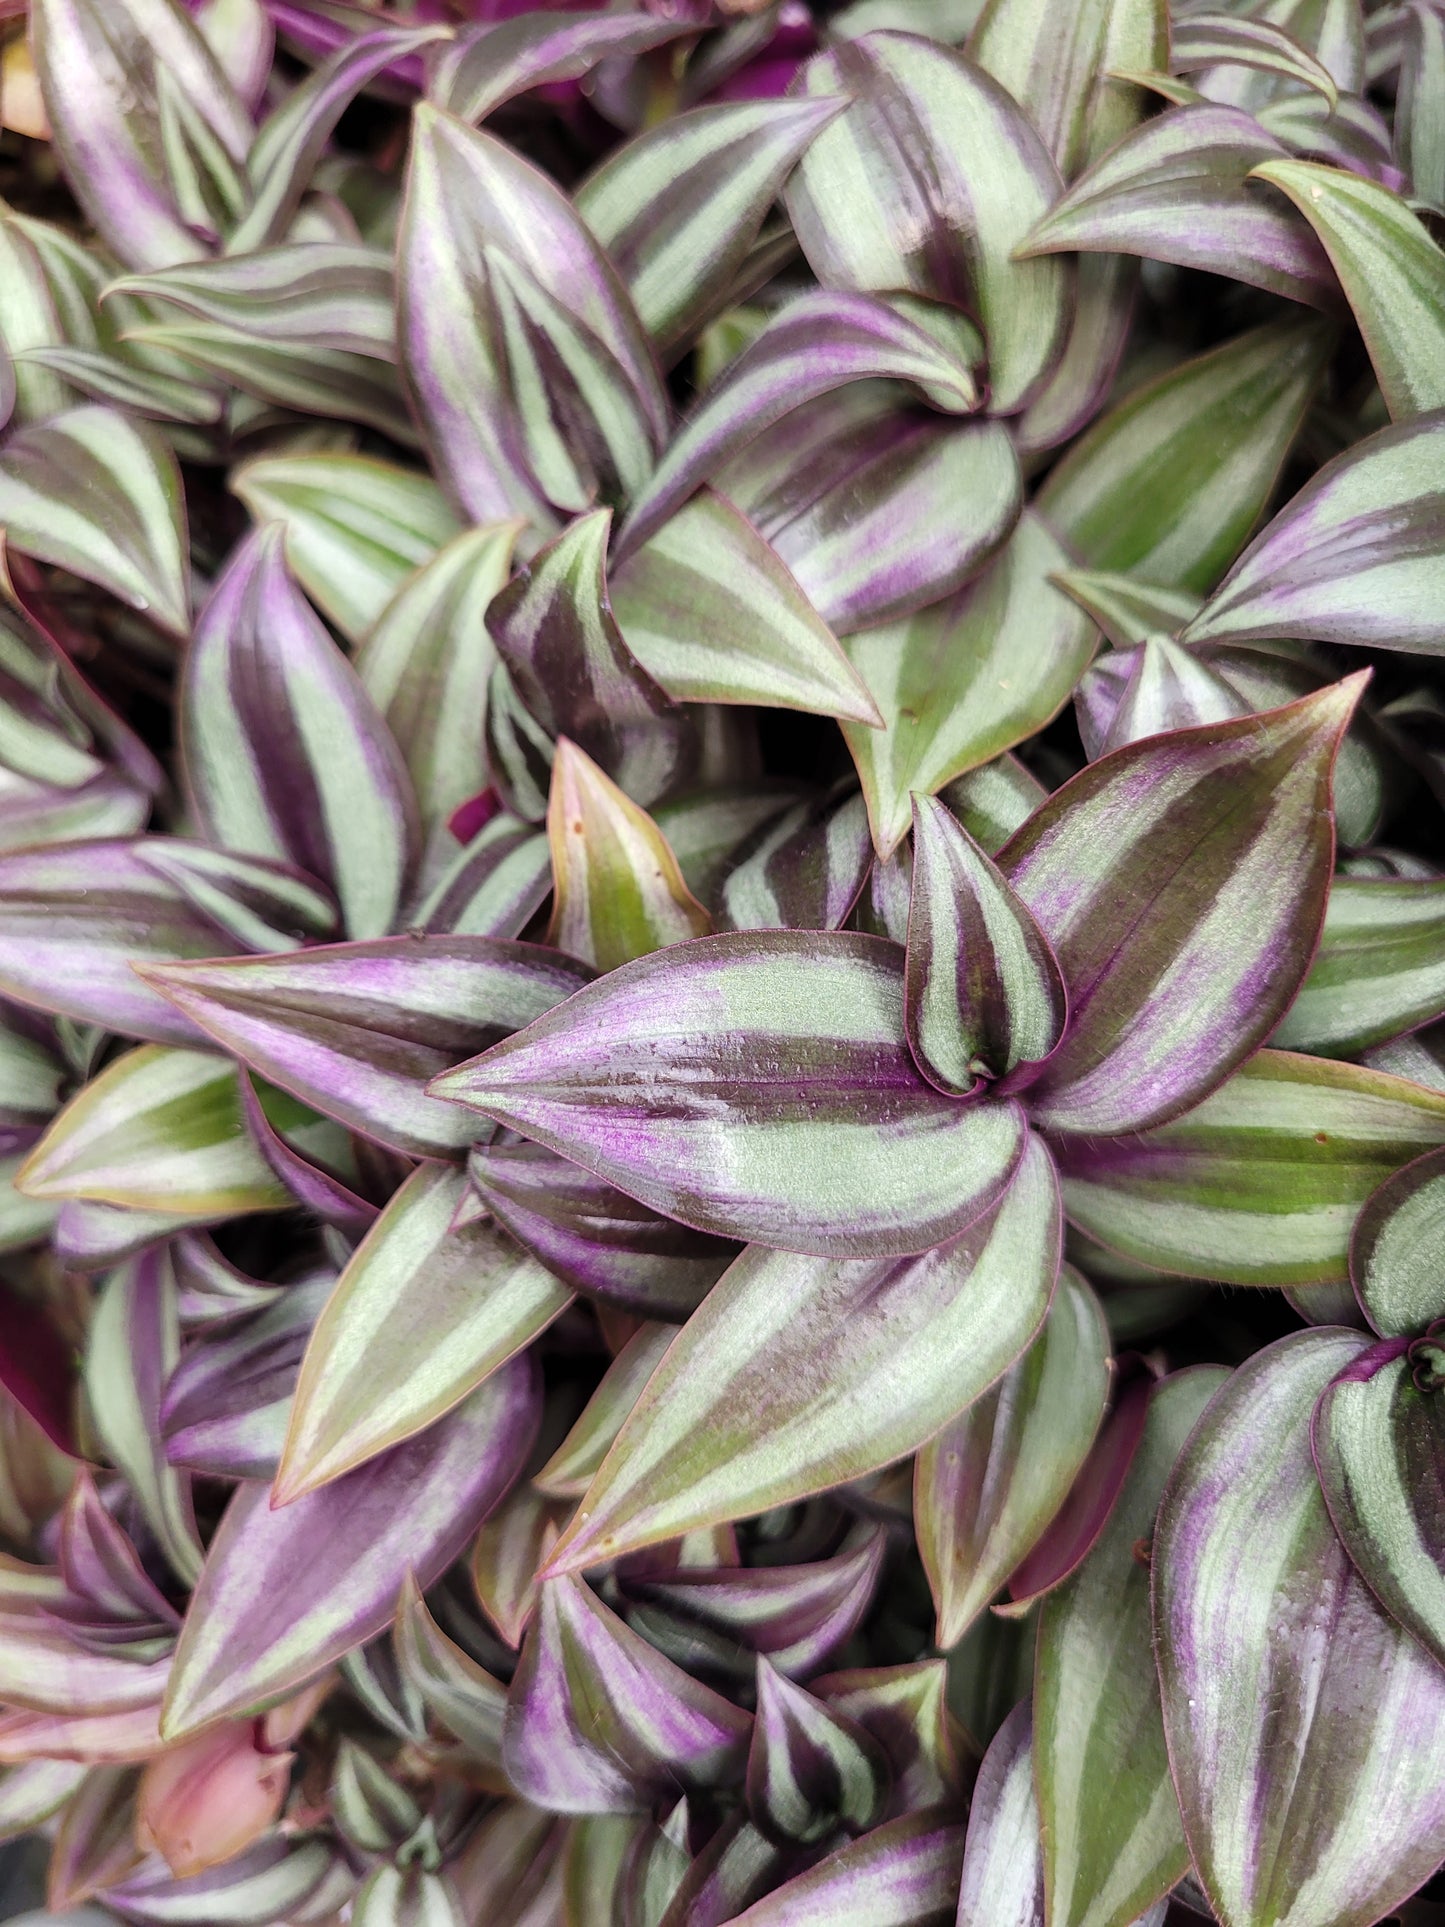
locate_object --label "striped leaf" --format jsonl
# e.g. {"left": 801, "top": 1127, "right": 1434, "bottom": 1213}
{"left": 1004, "top": 681, "right": 1359, "bottom": 1136}
{"left": 161, "top": 1272, "right": 330, "bottom": 1481}
{"left": 399, "top": 105, "right": 665, "bottom": 528}
{"left": 1172, "top": 13, "right": 1339, "bottom": 102}
{"left": 1036, "top": 1368, "right": 1227, "bottom": 1927}
{"left": 504, "top": 1572, "right": 752, "bottom": 1813}
{"left": 541, "top": 1135, "right": 1058, "bottom": 1574}
{"left": 747, "top": 1658, "right": 889, "bottom": 1845}
{"left": 942, "top": 757, "right": 1048, "bottom": 855}
{"left": 1314, "top": 1336, "right": 1445, "bottom": 1671}
{"left": 610, "top": 491, "right": 882, "bottom": 726}
{"left": 1179, "top": 0, "right": 1364, "bottom": 107}
{"left": 352, "top": 1866, "right": 464, "bottom": 1927}
{"left": 717, "top": 786, "right": 874, "bottom": 934}
{"left": 230, "top": 26, "right": 446, "bottom": 252}
{"left": 354, "top": 523, "right": 520, "bottom": 839}
{"left": 535, "top": 1324, "right": 674, "bottom": 1499}
{"left": 724, "top": 1810, "right": 964, "bottom": 1927}
{"left": 545, "top": 740, "right": 712, "bottom": 973}
{"left": 0, "top": 407, "right": 188, "bottom": 635}
{"left": 430, "top": 931, "right": 1031, "bottom": 1258}
{"left": 276, "top": 1165, "right": 570, "bottom": 1502}
{"left": 615, "top": 290, "right": 981, "bottom": 560}
{"left": 470, "top": 1143, "right": 736, "bottom": 1321}
{"left": 107, "top": 245, "right": 395, "bottom": 357}
{"left": 102, "top": 1839, "right": 346, "bottom": 1926}
{"left": 233, "top": 453, "right": 462, "bottom": 645}
{"left": 715, "top": 381, "right": 1022, "bottom": 636}
{"left": 1155, "top": 1330, "right": 1445, "bottom": 1927}
{"left": 906, "top": 795, "right": 1065, "bottom": 1096}
{"left": 632, "top": 1531, "right": 888, "bottom": 1688}
{"left": 1056, "top": 1050, "right": 1445, "bottom": 1287}
{"left": 142, "top": 937, "right": 593, "bottom": 1158}
{"left": 785, "top": 33, "right": 1066, "bottom": 413}
{"left": 1014, "top": 254, "right": 1138, "bottom": 457}
{"left": 86, "top": 1247, "right": 203, "bottom": 1588}
{"left": 182, "top": 524, "right": 417, "bottom": 941}
{"left": 842, "top": 512, "right": 1096, "bottom": 857}
{"left": 482, "top": 245, "right": 661, "bottom": 516}
{"left": 1092, "top": 637, "right": 1250, "bottom": 754}
{"left": 1183, "top": 413, "right": 1445, "bottom": 654}
{"left": 431, "top": 10, "right": 686, "bottom": 124}
{"left": 30, "top": 0, "right": 249, "bottom": 270}
{"left": 394, "top": 1573, "right": 508, "bottom": 1769}
{"left": 410, "top": 813, "right": 552, "bottom": 942}
{"left": 162, "top": 1355, "right": 538, "bottom": 1739}
{"left": 1038, "top": 319, "right": 1330, "bottom": 593}
{"left": 954, "top": 1701, "right": 1041, "bottom": 1927}
{"left": 133, "top": 320, "right": 416, "bottom": 443}
{"left": 1350, "top": 1146, "right": 1445, "bottom": 1337}
{"left": 485, "top": 510, "right": 695, "bottom": 811}
{"left": 915, "top": 1267, "right": 1109, "bottom": 1647}
{"left": 970, "top": 0, "right": 1162, "bottom": 178}
{"left": 1250, "top": 158, "right": 1445, "bottom": 419}
{"left": 1272, "top": 874, "right": 1445, "bottom": 1056}
{"left": 1397, "top": 0, "right": 1445, "bottom": 207}
{"left": 17, "top": 1046, "right": 286, "bottom": 1218}
{"left": 1001, "top": 1361, "right": 1154, "bottom": 1613}
{"left": 1052, "top": 572, "right": 1202, "bottom": 650}
{"left": 576, "top": 98, "right": 844, "bottom": 358}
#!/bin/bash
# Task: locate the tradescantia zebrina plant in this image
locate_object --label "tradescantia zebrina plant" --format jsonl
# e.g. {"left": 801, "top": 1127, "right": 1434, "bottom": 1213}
{"left": 6, "top": 1, "right": 1445, "bottom": 1925}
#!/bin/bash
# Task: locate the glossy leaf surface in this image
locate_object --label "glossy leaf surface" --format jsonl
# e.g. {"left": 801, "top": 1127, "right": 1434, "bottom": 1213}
{"left": 542, "top": 1135, "right": 1059, "bottom": 1572}
{"left": 432, "top": 932, "right": 1030, "bottom": 1257}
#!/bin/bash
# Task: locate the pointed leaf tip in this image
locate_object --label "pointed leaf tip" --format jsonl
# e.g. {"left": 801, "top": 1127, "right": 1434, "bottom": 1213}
{"left": 905, "top": 792, "right": 1066, "bottom": 1095}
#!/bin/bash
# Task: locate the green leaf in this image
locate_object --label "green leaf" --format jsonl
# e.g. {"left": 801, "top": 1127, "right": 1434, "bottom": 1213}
{"left": 106, "top": 244, "right": 396, "bottom": 357}
{"left": 1350, "top": 1146, "right": 1445, "bottom": 1337}
{"left": 1055, "top": 1050, "right": 1445, "bottom": 1287}
{"left": 233, "top": 452, "right": 463, "bottom": 645}
{"left": 1036, "top": 1367, "right": 1228, "bottom": 1927}
{"left": 1251, "top": 158, "right": 1445, "bottom": 419}
{"left": 576, "top": 98, "right": 845, "bottom": 359}
{"left": 18, "top": 1046, "right": 288, "bottom": 1218}
{"left": 610, "top": 491, "right": 883, "bottom": 727}
{"left": 1051, "top": 570, "right": 1202, "bottom": 649}
{"left": 545, "top": 739, "right": 711, "bottom": 973}
{"left": 1314, "top": 1338, "right": 1445, "bottom": 1672}
{"left": 535, "top": 1324, "right": 673, "bottom": 1500}
{"left": 131, "top": 321, "right": 417, "bottom": 445}
{"left": 785, "top": 32, "right": 1067, "bottom": 412}
{"left": 1272, "top": 874, "right": 1445, "bottom": 1056}
{"left": 276, "top": 1164, "right": 570, "bottom": 1502}
{"left": 354, "top": 522, "right": 520, "bottom": 839}
{"left": 970, "top": 0, "right": 1164, "bottom": 178}
{"left": 915, "top": 1266, "right": 1109, "bottom": 1646}
{"left": 542, "top": 1134, "right": 1059, "bottom": 1574}
{"left": 842, "top": 512, "right": 1097, "bottom": 855}
{"left": 1181, "top": 412, "right": 1445, "bottom": 655}
{"left": 1398, "top": 0, "right": 1445, "bottom": 209}
{"left": 1171, "top": 14, "right": 1339, "bottom": 106}
{"left": 1018, "top": 105, "right": 1339, "bottom": 308}
{"left": 0, "top": 406, "right": 189, "bottom": 634}
{"left": 1037, "top": 320, "right": 1330, "bottom": 593}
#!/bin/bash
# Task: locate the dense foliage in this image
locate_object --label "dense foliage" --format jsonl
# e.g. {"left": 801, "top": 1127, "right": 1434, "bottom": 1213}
{"left": 1, "top": 0, "right": 1445, "bottom": 1920}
